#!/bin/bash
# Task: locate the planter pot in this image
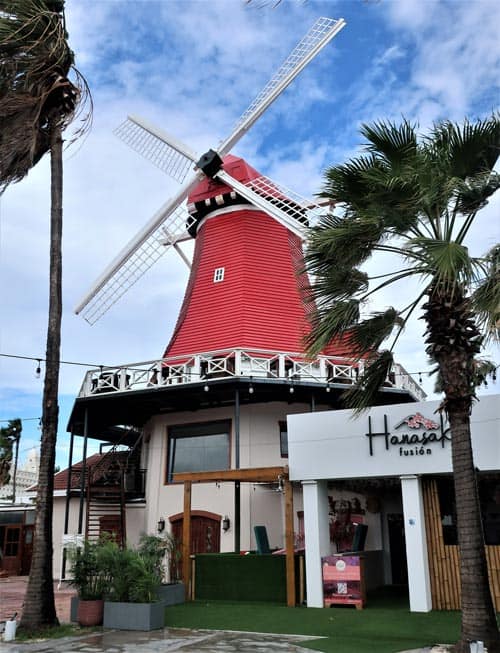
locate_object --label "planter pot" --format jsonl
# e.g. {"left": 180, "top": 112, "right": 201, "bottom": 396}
{"left": 157, "top": 582, "right": 185, "bottom": 606}
{"left": 77, "top": 598, "right": 104, "bottom": 626}
{"left": 103, "top": 601, "right": 164, "bottom": 631}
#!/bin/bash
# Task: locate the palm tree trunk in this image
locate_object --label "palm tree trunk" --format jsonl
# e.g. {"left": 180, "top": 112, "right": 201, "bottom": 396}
{"left": 426, "top": 288, "right": 500, "bottom": 653}
{"left": 19, "top": 122, "right": 62, "bottom": 631}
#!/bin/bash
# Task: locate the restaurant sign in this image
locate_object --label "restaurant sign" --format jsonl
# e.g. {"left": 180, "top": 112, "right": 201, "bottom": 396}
{"left": 366, "top": 412, "right": 450, "bottom": 457}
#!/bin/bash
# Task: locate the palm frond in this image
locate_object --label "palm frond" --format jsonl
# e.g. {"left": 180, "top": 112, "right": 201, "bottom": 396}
{"left": 307, "top": 299, "right": 360, "bottom": 355}
{"left": 406, "top": 237, "right": 473, "bottom": 287}
{"left": 310, "top": 266, "right": 368, "bottom": 303}
{"left": 344, "top": 308, "right": 404, "bottom": 357}
{"left": 454, "top": 171, "right": 500, "bottom": 216}
{"left": 0, "top": 0, "right": 91, "bottom": 192}
{"left": 360, "top": 119, "right": 418, "bottom": 169}
{"left": 471, "top": 245, "right": 500, "bottom": 340}
{"left": 342, "top": 351, "right": 394, "bottom": 413}
{"left": 307, "top": 214, "right": 383, "bottom": 270}
{"left": 429, "top": 116, "right": 500, "bottom": 180}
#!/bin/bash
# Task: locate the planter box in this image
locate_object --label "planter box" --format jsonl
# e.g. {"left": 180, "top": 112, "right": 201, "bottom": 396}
{"left": 103, "top": 601, "right": 164, "bottom": 631}
{"left": 157, "top": 582, "right": 185, "bottom": 606}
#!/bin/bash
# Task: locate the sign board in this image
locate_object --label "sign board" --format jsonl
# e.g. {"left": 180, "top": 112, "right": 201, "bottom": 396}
{"left": 322, "top": 554, "right": 365, "bottom": 609}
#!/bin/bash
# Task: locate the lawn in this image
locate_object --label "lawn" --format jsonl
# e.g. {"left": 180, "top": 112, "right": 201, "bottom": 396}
{"left": 166, "top": 588, "right": 463, "bottom": 653}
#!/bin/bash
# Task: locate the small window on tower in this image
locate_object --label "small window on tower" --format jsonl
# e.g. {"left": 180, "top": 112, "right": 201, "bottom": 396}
{"left": 213, "top": 267, "right": 225, "bottom": 283}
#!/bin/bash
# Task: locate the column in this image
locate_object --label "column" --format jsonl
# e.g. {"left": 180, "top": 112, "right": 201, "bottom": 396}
{"left": 400, "top": 474, "right": 432, "bottom": 612}
{"left": 302, "top": 479, "right": 330, "bottom": 608}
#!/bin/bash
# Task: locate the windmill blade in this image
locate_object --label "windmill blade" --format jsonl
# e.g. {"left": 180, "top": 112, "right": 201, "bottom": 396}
{"left": 215, "top": 169, "right": 326, "bottom": 238}
{"left": 218, "top": 16, "right": 346, "bottom": 157}
{"left": 114, "top": 115, "right": 198, "bottom": 184}
{"left": 74, "top": 177, "right": 202, "bottom": 324}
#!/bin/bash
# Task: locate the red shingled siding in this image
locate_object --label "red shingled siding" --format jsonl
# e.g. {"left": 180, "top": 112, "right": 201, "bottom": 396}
{"left": 164, "top": 207, "right": 312, "bottom": 357}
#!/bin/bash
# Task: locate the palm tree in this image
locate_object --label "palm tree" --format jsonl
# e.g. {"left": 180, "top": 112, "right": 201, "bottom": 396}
{"left": 0, "top": 0, "right": 90, "bottom": 631}
{"left": 307, "top": 117, "right": 499, "bottom": 653}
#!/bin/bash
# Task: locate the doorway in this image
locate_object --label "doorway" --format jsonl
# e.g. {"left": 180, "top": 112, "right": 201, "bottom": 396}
{"left": 387, "top": 513, "right": 408, "bottom": 585}
{"left": 170, "top": 511, "right": 221, "bottom": 580}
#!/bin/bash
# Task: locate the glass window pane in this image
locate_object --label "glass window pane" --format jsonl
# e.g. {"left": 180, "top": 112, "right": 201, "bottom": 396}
{"left": 168, "top": 421, "right": 231, "bottom": 477}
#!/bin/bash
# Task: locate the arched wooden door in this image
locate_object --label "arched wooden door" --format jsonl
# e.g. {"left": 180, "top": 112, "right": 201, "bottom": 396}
{"left": 170, "top": 511, "right": 221, "bottom": 580}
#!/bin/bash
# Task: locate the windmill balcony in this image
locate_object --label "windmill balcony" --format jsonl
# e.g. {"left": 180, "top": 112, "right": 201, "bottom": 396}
{"left": 78, "top": 348, "right": 425, "bottom": 402}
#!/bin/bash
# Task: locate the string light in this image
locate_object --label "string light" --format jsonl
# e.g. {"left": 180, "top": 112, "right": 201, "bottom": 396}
{"left": 3, "top": 351, "right": 496, "bottom": 384}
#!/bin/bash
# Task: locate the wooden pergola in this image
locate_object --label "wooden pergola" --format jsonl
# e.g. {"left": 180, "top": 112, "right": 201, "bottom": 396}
{"left": 172, "top": 465, "right": 296, "bottom": 607}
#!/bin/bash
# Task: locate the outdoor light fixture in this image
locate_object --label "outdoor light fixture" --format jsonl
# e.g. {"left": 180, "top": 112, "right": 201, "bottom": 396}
{"left": 289, "top": 384, "right": 294, "bottom": 394}
{"left": 222, "top": 516, "right": 230, "bottom": 531}
{"left": 249, "top": 377, "right": 254, "bottom": 394}
{"left": 157, "top": 517, "right": 165, "bottom": 533}
{"left": 325, "top": 383, "right": 331, "bottom": 393}
{"left": 204, "top": 383, "right": 209, "bottom": 392}
{"left": 35, "top": 360, "right": 41, "bottom": 379}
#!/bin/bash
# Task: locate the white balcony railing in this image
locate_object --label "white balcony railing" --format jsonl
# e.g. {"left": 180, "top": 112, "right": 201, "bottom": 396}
{"left": 78, "top": 348, "right": 426, "bottom": 402}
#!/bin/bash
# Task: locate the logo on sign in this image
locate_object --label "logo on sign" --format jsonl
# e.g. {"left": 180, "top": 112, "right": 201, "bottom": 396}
{"left": 366, "top": 412, "right": 450, "bottom": 457}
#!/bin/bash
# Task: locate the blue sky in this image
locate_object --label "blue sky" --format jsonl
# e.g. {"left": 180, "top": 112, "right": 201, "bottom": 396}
{"left": 0, "top": 0, "right": 499, "bottom": 469}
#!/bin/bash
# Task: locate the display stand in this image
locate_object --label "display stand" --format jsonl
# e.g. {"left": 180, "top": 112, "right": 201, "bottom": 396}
{"left": 322, "top": 554, "right": 366, "bottom": 609}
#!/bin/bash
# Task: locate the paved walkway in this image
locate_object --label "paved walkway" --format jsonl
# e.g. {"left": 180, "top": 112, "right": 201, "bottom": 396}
{"left": 0, "top": 576, "right": 75, "bottom": 624}
{"left": 1, "top": 628, "right": 321, "bottom": 652}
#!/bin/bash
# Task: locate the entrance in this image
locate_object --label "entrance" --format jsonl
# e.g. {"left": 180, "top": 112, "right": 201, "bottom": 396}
{"left": 170, "top": 511, "right": 221, "bottom": 580}
{"left": 387, "top": 513, "right": 408, "bottom": 585}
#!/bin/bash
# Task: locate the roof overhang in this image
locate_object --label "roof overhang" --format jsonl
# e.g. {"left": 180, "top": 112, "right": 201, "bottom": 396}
{"left": 67, "top": 376, "right": 416, "bottom": 441}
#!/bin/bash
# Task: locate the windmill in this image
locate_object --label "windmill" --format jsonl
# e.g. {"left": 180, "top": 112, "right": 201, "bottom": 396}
{"left": 74, "top": 17, "right": 346, "bottom": 336}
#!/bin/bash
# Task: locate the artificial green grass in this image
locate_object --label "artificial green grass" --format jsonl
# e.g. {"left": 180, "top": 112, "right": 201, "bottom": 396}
{"left": 166, "top": 588, "right": 462, "bottom": 653}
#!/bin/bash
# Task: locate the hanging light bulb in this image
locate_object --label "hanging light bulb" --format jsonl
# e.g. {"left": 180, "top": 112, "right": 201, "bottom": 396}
{"left": 418, "top": 372, "right": 423, "bottom": 384}
{"left": 249, "top": 377, "right": 254, "bottom": 394}
{"left": 35, "top": 360, "right": 41, "bottom": 379}
{"left": 289, "top": 384, "right": 294, "bottom": 394}
{"left": 325, "top": 383, "right": 331, "bottom": 393}
{"left": 204, "top": 383, "right": 210, "bottom": 392}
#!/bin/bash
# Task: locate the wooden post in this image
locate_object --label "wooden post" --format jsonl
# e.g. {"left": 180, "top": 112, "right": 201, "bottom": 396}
{"left": 182, "top": 481, "right": 192, "bottom": 598}
{"left": 284, "top": 478, "right": 296, "bottom": 607}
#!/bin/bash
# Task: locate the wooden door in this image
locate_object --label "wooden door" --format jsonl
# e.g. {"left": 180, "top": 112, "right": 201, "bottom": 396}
{"left": 1, "top": 525, "right": 22, "bottom": 575}
{"left": 170, "top": 513, "right": 221, "bottom": 580}
{"left": 99, "top": 515, "right": 123, "bottom": 544}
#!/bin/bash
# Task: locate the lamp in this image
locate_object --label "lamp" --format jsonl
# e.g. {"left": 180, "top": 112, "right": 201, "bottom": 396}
{"left": 157, "top": 517, "right": 165, "bottom": 533}
{"left": 204, "top": 383, "right": 210, "bottom": 392}
{"left": 222, "top": 515, "right": 230, "bottom": 532}
{"left": 249, "top": 377, "right": 254, "bottom": 394}
{"left": 35, "top": 360, "right": 41, "bottom": 379}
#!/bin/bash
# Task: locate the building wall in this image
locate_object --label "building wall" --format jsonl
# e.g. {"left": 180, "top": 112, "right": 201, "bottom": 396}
{"left": 143, "top": 401, "right": 311, "bottom": 551}
{"left": 51, "top": 496, "right": 146, "bottom": 579}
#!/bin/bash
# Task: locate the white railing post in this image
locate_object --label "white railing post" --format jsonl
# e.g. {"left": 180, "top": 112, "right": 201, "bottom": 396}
{"left": 278, "top": 354, "right": 286, "bottom": 379}
{"left": 118, "top": 368, "right": 127, "bottom": 390}
{"left": 193, "top": 355, "right": 201, "bottom": 383}
{"left": 319, "top": 357, "right": 327, "bottom": 381}
{"left": 234, "top": 349, "right": 242, "bottom": 376}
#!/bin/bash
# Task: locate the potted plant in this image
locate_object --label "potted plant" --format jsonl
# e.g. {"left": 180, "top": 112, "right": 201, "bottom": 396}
{"left": 67, "top": 540, "right": 107, "bottom": 626}
{"left": 100, "top": 539, "right": 164, "bottom": 631}
{"left": 138, "top": 533, "right": 185, "bottom": 607}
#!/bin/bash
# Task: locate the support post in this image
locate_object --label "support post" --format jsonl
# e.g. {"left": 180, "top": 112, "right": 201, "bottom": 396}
{"left": 234, "top": 388, "right": 241, "bottom": 553}
{"left": 78, "top": 409, "right": 89, "bottom": 535}
{"left": 400, "top": 474, "right": 431, "bottom": 611}
{"left": 302, "top": 479, "right": 330, "bottom": 607}
{"left": 182, "top": 480, "right": 192, "bottom": 598}
{"left": 284, "top": 479, "right": 296, "bottom": 607}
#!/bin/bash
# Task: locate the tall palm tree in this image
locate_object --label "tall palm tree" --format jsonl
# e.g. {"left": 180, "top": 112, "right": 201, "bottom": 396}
{"left": 0, "top": 0, "right": 90, "bottom": 631}
{"left": 307, "top": 117, "right": 499, "bottom": 653}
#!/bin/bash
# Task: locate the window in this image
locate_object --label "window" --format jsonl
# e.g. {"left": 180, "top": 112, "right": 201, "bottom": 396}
{"left": 213, "top": 267, "right": 225, "bottom": 283}
{"left": 167, "top": 420, "right": 231, "bottom": 481}
{"left": 279, "top": 421, "right": 288, "bottom": 458}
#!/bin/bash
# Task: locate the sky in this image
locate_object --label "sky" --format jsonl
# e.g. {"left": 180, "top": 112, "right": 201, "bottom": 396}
{"left": 0, "top": 0, "right": 499, "bottom": 469}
